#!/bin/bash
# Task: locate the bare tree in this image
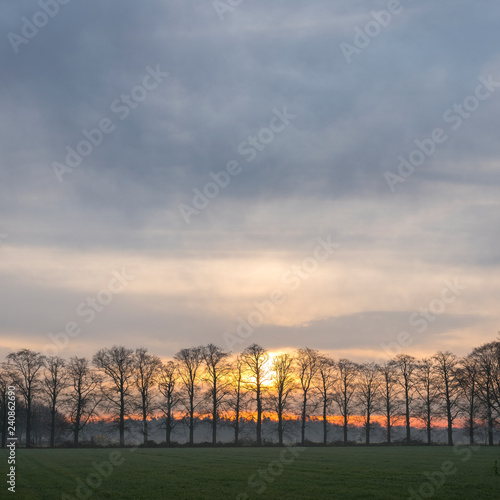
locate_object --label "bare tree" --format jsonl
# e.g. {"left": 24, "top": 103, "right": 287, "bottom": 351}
{"left": 492, "top": 340, "right": 500, "bottom": 413}
{"left": 295, "top": 348, "right": 319, "bottom": 445}
{"left": 315, "top": 354, "right": 336, "bottom": 445}
{"left": 134, "top": 348, "right": 162, "bottom": 445}
{"left": 433, "top": 351, "right": 460, "bottom": 446}
{"left": 393, "top": 354, "right": 417, "bottom": 445}
{"left": 7, "top": 338, "right": 500, "bottom": 447}
{"left": 93, "top": 346, "right": 136, "bottom": 447}
{"left": 455, "top": 354, "right": 480, "bottom": 445}
{"left": 175, "top": 346, "right": 204, "bottom": 446}
{"left": 270, "top": 354, "right": 295, "bottom": 446}
{"left": 379, "top": 361, "right": 400, "bottom": 444}
{"left": 226, "top": 356, "right": 246, "bottom": 445}
{"left": 333, "top": 359, "right": 358, "bottom": 446}
{"left": 5, "top": 349, "right": 45, "bottom": 448}
{"left": 201, "top": 344, "right": 231, "bottom": 445}
{"left": 414, "top": 358, "right": 439, "bottom": 445}
{"left": 241, "top": 344, "right": 269, "bottom": 446}
{"left": 66, "top": 357, "right": 101, "bottom": 446}
{"left": 0, "top": 367, "right": 9, "bottom": 448}
{"left": 41, "top": 356, "right": 68, "bottom": 448}
{"left": 157, "top": 361, "right": 180, "bottom": 447}
{"left": 470, "top": 342, "right": 498, "bottom": 446}
{"left": 357, "top": 362, "right": 381, "bottom": 445}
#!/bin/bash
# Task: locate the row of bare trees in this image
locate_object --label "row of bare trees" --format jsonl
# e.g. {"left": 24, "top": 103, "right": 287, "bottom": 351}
{"left": 1, "top": 340, "right": 500, "bottom": 447}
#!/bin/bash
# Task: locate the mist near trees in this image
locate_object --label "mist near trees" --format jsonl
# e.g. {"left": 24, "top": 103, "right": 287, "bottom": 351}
{"left": 2, "top": 340, "right": 500, "bottom": 448}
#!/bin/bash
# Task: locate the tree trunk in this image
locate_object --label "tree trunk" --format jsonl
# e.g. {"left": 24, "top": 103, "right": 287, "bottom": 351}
{"left": 487, "top": 402, "right": 493, "bottom": 446}
{"left": 386, "top": 412, "right": 391, "bottom": 445}
{"left": 189, "top": 408, "right": 194, "bottom": 447}
{"left": 365, "top": 413, "right": 370, "bottom": 445}
{"left": 143, "top": 407, "right": 148, "bottom": 445}
{"left": 119, "top": 414, "right": 125, "bottom": 447}
{"left": 1, "top": 395, "right": 6, "bottom": 448}
{"left": 343, "top": 401, "right": 348, "bottom": 446}
{"left": 50, "top": 407, "right": 56, "bottom": 448}
{"left": 166, "top": 412, "right": 172, "bottom": 447}
{"left": 278, "top": 413, "right": 283, "bottom": 446}
{"left": 234, "top": 418, "right": 239, "bottom": 446}
{"left": 26, "top": 395, "right": 32, "bottom": 449}
{"left": 405, "top": 386, "right": 411, "bottom": 445}
{"left": 445, "top": 380, "right": 453, "bottom": 446}
{"left": 322, "top": 399, "right": 327, "bottom": 445}
{"left": 119, "top": 388, "right": 125, "bottom": 447}
{"left": 468, "top": 409, "right": 474, "bottom": 446}
{"left": 256, "top": 383, "right": 262, "bottom": 446}
{"left": 212, "top": 387, "right": 217, "bottom": 446}
{"left": 426, "top": 399, "right": 432, "bottom": 445}
{"left": 74, "top": 403, "right": 81, "bottom": 447}
{"left": 234, "top": 397, "right": 240, "bottom": 446}
{"left": 301, "top": 392, "right": 307, "bottom": 445}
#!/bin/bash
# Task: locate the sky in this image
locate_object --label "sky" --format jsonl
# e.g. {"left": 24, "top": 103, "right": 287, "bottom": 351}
{"left": 1, "top": 0, "right": 499, "bottom": 363}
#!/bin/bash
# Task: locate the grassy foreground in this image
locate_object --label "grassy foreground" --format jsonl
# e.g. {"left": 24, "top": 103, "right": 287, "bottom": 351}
{"left": 0, "top": 446, "right": 499, "bottom": 499}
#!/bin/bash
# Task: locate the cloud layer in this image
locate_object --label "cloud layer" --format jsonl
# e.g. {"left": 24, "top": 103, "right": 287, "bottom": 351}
{"left": 1, "top": 0, "right": 499, "bottom": 360}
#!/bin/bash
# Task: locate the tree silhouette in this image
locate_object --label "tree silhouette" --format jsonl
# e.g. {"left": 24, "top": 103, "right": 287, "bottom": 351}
{"left": 0, "top": 367, "right": 10, "bottom": 448}
{"left": 315, "top": 354, "right": 336, "bottom": 445}
{"left": 379, "top": 361, "right": 400, "bottom": 445}
{"left": 414, "top": 358, "right": 439, "bottom": 445}
{"left": 226, "top": 356, "right": 246, "bottom": 445}
{"left": 333, "top": 359, "right": 358, "bottom": 446}
{"left": 270, "top": 353, "right": 295, "bottom": 446}
{"left": 357, "top": 362, "right": 381, "bottom": 445}
{"left": 433, "top": 351, "right": 460, "bottom": 446}
{"left": 2, "top": 338, "right": 500, "bottom": 447}
{"left": 241, "top": 344, "right": 269, "bottom": 447}
{"left": 134, "top": 348, "right": 162, "bottom": 445}
{"left": 66, "top": 357, "right": 101, "bottom": 447}
{"left": 470, "top": 342, "right": 498, "bottom": 446}
{"left": 295, "top": 347, "right": 319, "bottom": 445}
{"left": 455, "top": 354, "right": 480, "bottom": 445}
{"left": 175, "top": 346, "right": 203, "bottom": 447}
{"left": 157, "top": 360, "right": 180, "bottom": 447}
{"left": 41, "top": 356, "right": 68, "bottom": 448}
{"left": 202, "top": 344, "right": 231, "bottom": 445}
{"left": 93, "top": 346, "right": 135, "bottom": 447}
{"left": 5, "top": 349, "right": 45, "bottom": 448}
{"left": 393, "top": 354, "right": 417, "bottom": 445}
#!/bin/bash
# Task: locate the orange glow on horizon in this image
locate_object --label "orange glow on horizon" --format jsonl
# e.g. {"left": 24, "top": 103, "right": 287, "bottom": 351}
{"left": 90, "top": 411, "right": 460, "bottom": 431}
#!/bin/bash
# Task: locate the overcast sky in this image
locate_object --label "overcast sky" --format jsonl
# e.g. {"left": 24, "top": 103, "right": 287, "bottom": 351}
{"left": 1, "top": 0, "right": 499, "bottom": 362}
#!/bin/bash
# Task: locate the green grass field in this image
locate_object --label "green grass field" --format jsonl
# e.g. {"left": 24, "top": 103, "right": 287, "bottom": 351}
{"left": 0, "top": 446, "right": 499, "bottom": 499}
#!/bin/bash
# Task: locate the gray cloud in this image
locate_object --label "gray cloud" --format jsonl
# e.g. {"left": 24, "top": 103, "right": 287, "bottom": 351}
{"left": 1, "top": 0, "right": 499, "bottom": 359}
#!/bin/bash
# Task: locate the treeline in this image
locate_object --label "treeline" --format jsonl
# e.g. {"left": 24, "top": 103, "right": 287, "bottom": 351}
{"left": 1, "top": 340, "right": 500, "bottom": 448}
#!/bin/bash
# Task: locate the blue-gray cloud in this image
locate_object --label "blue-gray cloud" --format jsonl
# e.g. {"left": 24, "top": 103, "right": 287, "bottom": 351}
{"left": 1, "top": 0, "right": 500, "bottom": 358}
